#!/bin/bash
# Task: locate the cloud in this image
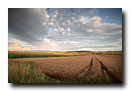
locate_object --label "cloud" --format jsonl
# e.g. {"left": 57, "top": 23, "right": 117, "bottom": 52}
{"left": 105, "top": 16, "right": 109, "bottom": 18}
{"left": 47, "top": 8, "right": 98, "bottom": 29}
{"left": 8, "top": 40, "right": 62, "bottom": 51}
{"left": 48, "top": 15, "right": 121, "bottom": 38}
{"left": 87, "top": 29, "right": 93, "bottom": 32}
{"left": 42, "top": 22, "right": 46, "bottom": 26}
{"left": 8, "top": 41, "right": 31, "bottom": 51}
{"left": 8, "top": 8, "right": 49, "bottom": 47}
{"left": 54, "top": 29, "right": 58, "bottom": 32}
{"left": 8, "top": 8, "right": 122, "bottom": 51}
{"left": 46, "top": 14, "right": 122, "bottom": 51}
{"left": 48, "top": 22, "right": 53, "bottom": 27}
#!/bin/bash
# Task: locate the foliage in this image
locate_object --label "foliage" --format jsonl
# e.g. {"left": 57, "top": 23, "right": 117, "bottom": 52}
{"left": 8, "top": 61, "right": 60, "bottom": 83}
{"left": 8, "top": 53, "right": 79, "bottom": 59}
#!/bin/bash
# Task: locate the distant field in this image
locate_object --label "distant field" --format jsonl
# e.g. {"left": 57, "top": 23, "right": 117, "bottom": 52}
{"left": 94, "top": 51, "right": 122, "bottom": 55}
{"left": 8, "top": 53, "right": 80, "bottom": 59}
{"left": 8, "top": 51, "right": 79, "bottom": 55}
{"left": 8, "top": 51, "right": 122, "bottom": 59}
{"left": 8, "top": 51, "right": 87, "bottom": 59}
{"left": 8, "top": 51, "right": 122, "bottom": 55}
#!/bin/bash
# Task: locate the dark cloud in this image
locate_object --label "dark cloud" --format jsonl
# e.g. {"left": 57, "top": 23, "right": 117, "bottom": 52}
{"left": 8, "top": 8, "right": 122, "bottom": 51}
{"left": 8, "top": 8, "right": 49, "bottom": 46}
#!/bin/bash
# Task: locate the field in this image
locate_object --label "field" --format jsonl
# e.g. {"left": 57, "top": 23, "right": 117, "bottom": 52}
{"left": 8, "top": 51, "right": 122, "bottom": 83}
{"left": 8, "top": 51, "right": 83, "bottom": 59}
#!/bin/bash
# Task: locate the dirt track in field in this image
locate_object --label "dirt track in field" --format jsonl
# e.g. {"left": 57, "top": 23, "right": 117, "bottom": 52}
{"left": 8, "top": 54, "right": 122, "bottom": 82}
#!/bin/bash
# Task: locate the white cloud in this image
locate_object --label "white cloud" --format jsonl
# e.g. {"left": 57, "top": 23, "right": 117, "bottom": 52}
{"left": 46, "top": 14, "right": 122, "bottom": 51}
{"left": 54, "top": 29, "right": 58, "bottom": 32}
{"left": 8, "top": 8, "right": 122, "bottom": 51}
{"left": 87, "top": 29, "right": 93, "bottom": 32}
{"left": 8, "top": 41, "right": 19, "bottom": 47}
{"left": 8, "top": 41, "right": 31, "bottom": 51}
{"left": 105, "top": 16, "right": 109, "bottom": 18}
{"left": 75, "top": 16, "right": 87, "bottom": 24}
{"left": 42, "top": 22, "right": 46, "bottom": 26}
{"left": 67, "top": 29, "right": 70, "bottom": 31}
{"left": 119, "top": 38, "right": 122, "bottom": 41}
{"left": 86, "top": 16, "right": 101, "bottom": 24}
{"left": 8, "top": 40, "right": 63, "bottom": 51}
{"left": 48, "top": 22, "right": 53, "bottom": 27}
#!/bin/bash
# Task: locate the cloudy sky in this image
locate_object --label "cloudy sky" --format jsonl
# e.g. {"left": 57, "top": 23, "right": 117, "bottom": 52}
{"left": 8, "top": 8, "right": 122, "bottom": 51}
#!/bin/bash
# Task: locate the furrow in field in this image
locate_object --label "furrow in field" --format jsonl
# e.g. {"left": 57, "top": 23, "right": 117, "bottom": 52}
{"left": 94, "top": 55, "right": 121, "bottom": 83}
{"left": 90, "top": 56, "right": 106, "bottom": 80}
{"left": 77, "top": 56, "right": 93, "bottom": 79}
{"left": 77, "top": 55, "right": 113, "bottom": 82}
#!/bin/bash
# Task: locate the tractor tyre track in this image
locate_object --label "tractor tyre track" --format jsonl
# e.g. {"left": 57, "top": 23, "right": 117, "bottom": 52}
{"left": 77, "top": 56, "right": 93, "bottom": 80}
{"left": 77, "top": 55, "right": 122, "bottom": 83}
{"left": 93, "top": 55, "right": 122, "bottom": 83}
{"left": 8, "top": 54, "right": 122, "bottom": 83}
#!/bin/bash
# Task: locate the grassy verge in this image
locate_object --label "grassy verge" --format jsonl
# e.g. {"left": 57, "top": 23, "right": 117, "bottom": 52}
{"left": 8, "top": 61, "right": 61, "bottom": 83}
{"left": 8, "top": 53, "right": 81, "bottom": 59}
{"left": 8, "top": 61, "right": 112, "bottom": 83}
